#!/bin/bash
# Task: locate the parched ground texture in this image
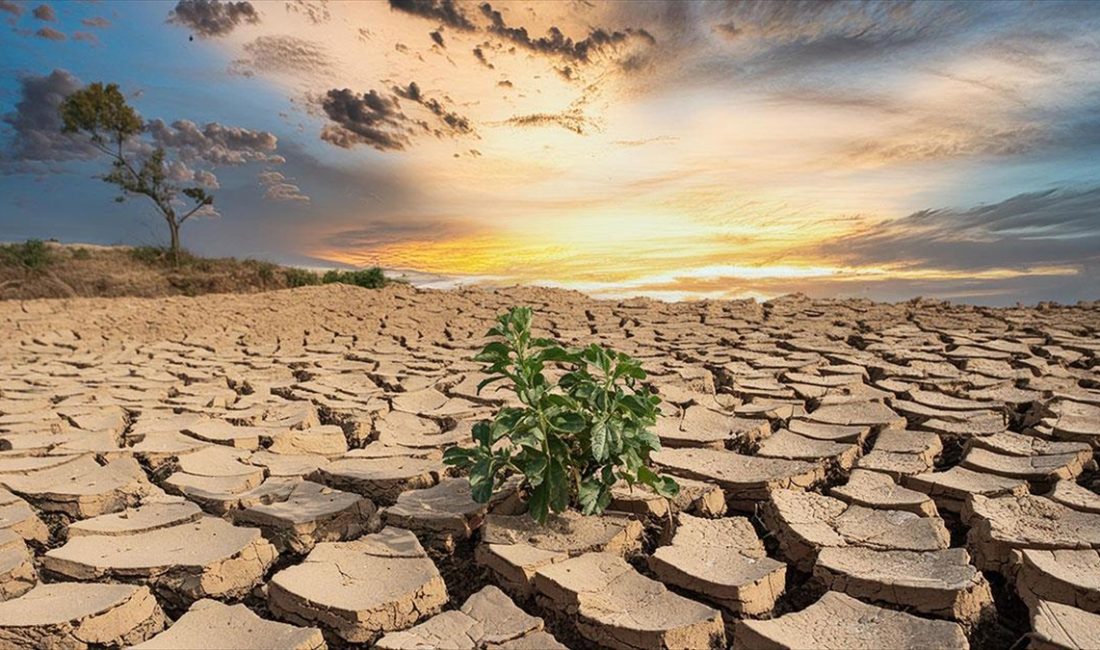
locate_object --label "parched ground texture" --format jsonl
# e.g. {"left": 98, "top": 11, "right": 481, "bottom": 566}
{"left": 0, "top": 283, "right": 1098, "bottom": 649}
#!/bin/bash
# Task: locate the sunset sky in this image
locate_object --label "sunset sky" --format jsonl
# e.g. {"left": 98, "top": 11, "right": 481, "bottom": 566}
{"left": 1, "top": 0, "right": 1098, "bottom": 304}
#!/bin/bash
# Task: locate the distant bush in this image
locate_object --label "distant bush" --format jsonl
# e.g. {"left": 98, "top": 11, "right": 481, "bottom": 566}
{"left": 71, "top": 247, "right": 92, "bottom": 260}
{"left": 284, "top": 267, "right": 321, "bottom": 288}
{"left": 129, "top": 246, "right": 172, "bottom": 266}
{"left": 321, "top": 267, "right": 386, "bottom": 289}
{"left": 0, "top": 240, "right": 52, "bottom": 270}
{"left": 130, "top": 246, "right": 207, "bottom": 268}
{"left": 244, "top": 259, "right": 277, "bottom": 283}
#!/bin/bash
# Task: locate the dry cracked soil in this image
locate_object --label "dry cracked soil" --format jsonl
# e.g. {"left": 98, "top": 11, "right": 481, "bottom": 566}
{"left": 0, "top": 283, "right": 1098, "bottom": 649}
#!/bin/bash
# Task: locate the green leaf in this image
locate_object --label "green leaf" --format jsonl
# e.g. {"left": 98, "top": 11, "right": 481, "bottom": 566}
{"left": 550, "top": 412, "right": 586, "bottom": 433}
{"left": 472, "top": 421, "right": 492, "bottom": 447}
{"left": 590, "top": 420, "right": 608, "bottom": 461}
{"left": 635, "top": 426, "right": 662, "bottom": 453}
{"left": 522, "top": 454, "right": 548, "bottom": 487}
{"left": 476, "top": 375, "right": 507, "bottom": 394}
{"left": 535, "top": 345, "right": 574, "bottom": 363}
{"left": 527, "top": 481, "right": 550, "bottom": 524}
{"left": 442, "top": 446, "right": 474, "bottom": 468}
{"left": 652, "top": 475, "right": 680, "bottom": 498}
{"left": 475, "top": 341, "right": 511, "bottom": 363}
{"left": 547, "top": 460, "right": 569, "bottom": 514}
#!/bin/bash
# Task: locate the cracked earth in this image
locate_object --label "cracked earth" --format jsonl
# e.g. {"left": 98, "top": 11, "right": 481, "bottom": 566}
{"left": 0, "top": 283, "right": 1098, "bottom": 649}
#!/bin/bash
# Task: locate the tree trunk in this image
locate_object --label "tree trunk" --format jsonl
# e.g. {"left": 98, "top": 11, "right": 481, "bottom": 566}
{"left": 167, "top": 218, "right": 181, "bottom": 266}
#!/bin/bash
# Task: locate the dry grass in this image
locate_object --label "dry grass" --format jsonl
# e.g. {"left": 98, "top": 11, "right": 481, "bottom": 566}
{"left": 0, "top": 241, "right": 383, "bottom": 300}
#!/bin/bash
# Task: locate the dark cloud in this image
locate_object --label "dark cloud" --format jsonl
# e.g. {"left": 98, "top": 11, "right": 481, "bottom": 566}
{"left": 35, "top": 26, "right": 65, "bottom": 40}
{"left": 713, "top": 21, "right": 740, "bottom": 41}
{"left": 232, "top": 35, "right": 329, "bottom": 76}
{"left": 319, "top": 88, "right": 411, "bottom": 151}
{"left": 81, "top": 16, "right": 110, "bottom": 28}
{"left": 429, "top": 30, "right": 444, "bottom": 48}
{"left": 146, "top": 119, "right": 280, "bottom": 165}
{"left": 392, "top": 82, "right": 474, "bottom": 136}
{"left": 388, "top": 0, "right": 475, "bottom": 31}
{"left": 0, "top": 69, "right": 96, "bottom": 170}
{"left": 72, "top": 31, "right": 99, "bottom": 45}
{"left": 258, "top": 170, "right": 310, "bottom": 203}
{"left": 503, "top": 110, "right": 592, "bottom": 135}
{"left": 479, "top": 2, "right": 654, "bottom": 63}
{"left": 32, "top": 4, "right": 55, "bottom": 21}
{"left": 472, "top": 46, "right": 494, "bottom": 69}
{"left": 0, "top": 0, "right": 24, "bottom": 17}
{"left": 168, "top": 0, "right": 260, "bottom": 38}
{"left": 822, "top": 187, "right": 1100, "bottom": 271}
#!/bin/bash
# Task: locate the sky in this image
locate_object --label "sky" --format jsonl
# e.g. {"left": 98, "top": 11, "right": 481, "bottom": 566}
{"left": 1, "top": 0, "right": 1098, "bottom": 305}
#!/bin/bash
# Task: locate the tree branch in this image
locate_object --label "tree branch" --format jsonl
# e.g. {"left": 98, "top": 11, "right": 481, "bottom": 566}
{"left": 178, "top": 202, "right": 208, "bottom": 225}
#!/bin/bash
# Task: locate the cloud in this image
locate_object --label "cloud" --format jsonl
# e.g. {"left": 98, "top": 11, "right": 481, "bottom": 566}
{"left": 168, "top": 0, "right": 260, "bottom": 38}
{"left": 0, "top": 69, "right": 97, "bottom": 170}
{"left": 35, "top": 26, "right": 65, "bottom": 40}
{"left": 285, "top": 0, "right": 330, "bottom": 25}
{"left": 392, "top": 81, "right": 474, "bottom": 137}
{"left": 321, "top": 218, "right": 473, "bottom": 250}
{"left": 72, "top": 31, "right": 99, "bottom": 45}
{"left": 713, "top": 21, "right": 740, "bottom": 41}
{"left": 258, "top": 170, "right": 310, "bottom": 202}
{"left": 472, "top": 46, "right": 494, "bottom": 68}
{"left": 32, "top": 4, "right": 55, "bottom": 21}
{"left": 165, "top": 160, "right": 220, "bottom": 188}
{"left": 479, "top": 2, "right": 654, "bottom": 63}
{"left": 231, "top": 35, "right": 329, "bottom": 76}
{"left": 822, "top": 186, "right": 1100, "bottom": 271}
{"left": 81, "top": 16, "right": 110, "bottom": 28}
{"left": 0, "top": 0, "right": 23, "bottom": 17}
{"left": 319, "top": 88, "right": 411, "bottom": 151}
{"left": 388, "top": 0, "right": 475, "bottom": 31}
{"left": 146, "top": 119, "right": 280, "bottom": 165}
{"left": 502, "top": 109, "right": 593, "bottom": 135}
{"left": 847, "top": 122, "right": 1045, "bottom": 165}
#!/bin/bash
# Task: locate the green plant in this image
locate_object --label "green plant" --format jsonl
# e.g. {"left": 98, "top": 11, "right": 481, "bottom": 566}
{"left": 284, "top": 267, "right": 321, "bottom": 288}
{"left": 320, "top": 267, "right": 386, "bottom": 289}
{"left": 0, "top": 240, "right": 52, "bottom": 270}
{"left": 444, "top": 307, "right": 678, "bottom": 524}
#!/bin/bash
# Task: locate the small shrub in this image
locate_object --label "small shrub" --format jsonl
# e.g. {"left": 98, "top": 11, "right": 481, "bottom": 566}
{"left": 284, "top": 267, "right": 321, "bottom": 288}
{"left": 0, "top": 239, "right": 52, "bottom": 270}
{"left": 71, "top": 247, "right": 92, "bottom": 260}
{"left": 129, "top": 246, "right": 169, "bottom": 265}
{"left": 320, "top": 267, "right": 386, "bottom": 289}
{"left": 130, "top": 246, "right": 203, "bottom": 267}
{"left": 245, "top": 259, "right": 277, "bottom": 283}
{"left": 444, "top": 307, "right": 678, "bottom": 523}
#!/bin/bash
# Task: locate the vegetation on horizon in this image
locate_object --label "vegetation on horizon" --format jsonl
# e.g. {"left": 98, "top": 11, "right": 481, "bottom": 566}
{"left": 59, "top": 83, "right": 213, "bottom": 264}
{"left": 0, "top": 241, "right": 390, "bottom": 300}
{"left": 0, "top": 240, "right": 52, "bottom": 271}
{"left": 444, "top": 307, "right": 678, "bottom": 524}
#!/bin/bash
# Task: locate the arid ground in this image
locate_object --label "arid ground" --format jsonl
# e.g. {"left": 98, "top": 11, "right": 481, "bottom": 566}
{"left": 0, "top": 284, "right": 1098, "bottom": 649}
